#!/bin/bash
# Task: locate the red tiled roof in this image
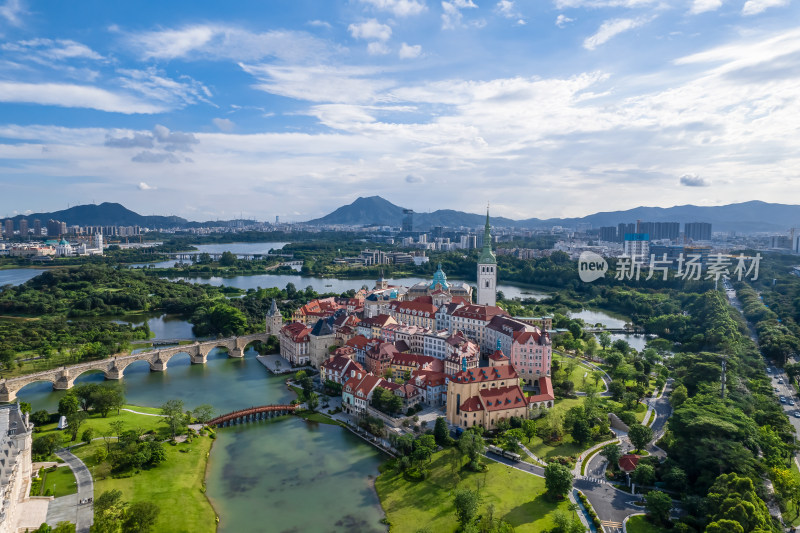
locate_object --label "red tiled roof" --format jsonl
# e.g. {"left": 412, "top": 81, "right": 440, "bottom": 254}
{"left": 452, "top": 304, "right": 509, "bottom": 321}
{"left": 355, "top": 374, "right": 384, "bottom": 397}
{"left": 459, "top": 396, "right": 484, "bottom": 412}
{"left": 392, "top": 300, "right": 438, "bottom": 317}
{"left": 281, "top": 322, "right": 311, "bottom": 342}
{"left": 619, "top": 454, "right": 641, "bottom": 472}
{"left": 479, "top": 385, "right": 528, "bottom": 412}
{"left": 452, "top": 363, "right": 518, "bottom": 384}
{"left": 514, "top": 330, "right": 549, "bottom": 345}
{"left": 346, "top": 335, "right": 371, "bottom": 349}
{"left": 321, "top": 355, "right": 362, "bottom": 375}
{"left": 488, "top": 350, "right": 508, "bottom": 361}
{"left": 527, "top": 376, "right": 555, "bottom": 403}
{"left": 412, "top": 370, "right": 448, "bottom": 388}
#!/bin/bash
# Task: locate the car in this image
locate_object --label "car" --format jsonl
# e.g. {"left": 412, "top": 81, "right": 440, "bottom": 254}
{"left": 780, "top": 397, "right": 787, "bottom": 403}
{"left": 794, "top": 411, "right": 800, "bottom": 419}
{"left": 778, "top": 379, "right": 784, "bottom": 384}
{"left": 790, "top": 400, "right": 796, "bottom": 406}
{"left": 774, "top": 387, "right": 780, "bottom": 393}
{"left": 767, "top": 368, "right": 772, "bottom": 373}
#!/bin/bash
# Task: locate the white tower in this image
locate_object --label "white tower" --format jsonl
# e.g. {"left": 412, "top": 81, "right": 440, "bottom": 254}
{"left": 476, "top": 208, "right": 497, "bottom": 306}
{"left": 94, "top": 232, "right": 104, "bottom": 254}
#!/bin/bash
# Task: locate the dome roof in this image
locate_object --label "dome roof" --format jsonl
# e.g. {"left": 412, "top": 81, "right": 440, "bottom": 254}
{"left": 59, "top": 238, "right": 69, "bottom": 245}
{"left": 429, "top": 263, "right": 449, "bottom": 291}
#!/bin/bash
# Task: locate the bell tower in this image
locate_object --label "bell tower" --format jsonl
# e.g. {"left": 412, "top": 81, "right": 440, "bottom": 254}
{"left": 266, "top": 298, "right": 283, "bottom": 335}
{"left": 476, "top": 207, "right": 497, "bottom": 306}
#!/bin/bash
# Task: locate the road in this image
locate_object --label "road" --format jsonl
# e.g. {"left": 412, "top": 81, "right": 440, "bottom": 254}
{"left": 55, "top": 448, "right": 94, "bottom": 533}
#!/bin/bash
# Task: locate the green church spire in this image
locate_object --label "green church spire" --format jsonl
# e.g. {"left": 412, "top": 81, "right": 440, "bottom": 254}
{"left": 478, "top": 206, "right": 496, "bottom": 265}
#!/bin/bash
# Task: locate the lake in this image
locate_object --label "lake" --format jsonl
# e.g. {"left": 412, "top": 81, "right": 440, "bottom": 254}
{"left": 0, "top": 268, "right": 45, "bottom": 286}
{"left": 16, "top": 348, "right": 388, "bottom": 532}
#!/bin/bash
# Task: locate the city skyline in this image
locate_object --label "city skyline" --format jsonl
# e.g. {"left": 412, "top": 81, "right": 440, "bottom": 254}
{"left": 0, "top": 0, "right": 798, "bottom": 220}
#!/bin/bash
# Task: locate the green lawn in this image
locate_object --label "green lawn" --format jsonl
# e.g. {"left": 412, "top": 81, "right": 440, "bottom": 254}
{"left": 35, "top": 405, "right": 167, "bottom": 447}
{"left": 73, "top": 436, "right": 216, "bottom": 533}
{"left": 784, "top": 462, "right": 800, "bottom": 526}
{"left": 376, "top": 450, "right": 573, "bottom": 533}
{"left": 626, "top": 514, "right": 670, "bottom": 533}
{"left": 554, "top": 355, "right": 602, "bottom": 393}
{"left": 37, "top": 466, "right": 77, "bottom": 497}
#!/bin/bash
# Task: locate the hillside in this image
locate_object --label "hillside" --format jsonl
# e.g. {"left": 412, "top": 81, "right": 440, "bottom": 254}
{"left": 306, "top": 197, "right": 800, "bottom": 233}
{"left": 11, "top": 203, "right": 186, "bottom": 229}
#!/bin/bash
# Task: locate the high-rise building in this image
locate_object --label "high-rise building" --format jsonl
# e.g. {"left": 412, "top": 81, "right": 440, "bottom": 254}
{"left": 685, "top": 222, "right": 712, "bottom": 241}
{"left": 18, "top": 219, "right": 28, "bottom": 239}
{"left": 402, "top": 209, "right": 414, "bottom": 233}
{"left": 624, "top": 233, "right": 650, "bottom": 259}
{"left": 599, "top": 226, "right": 617, "bottom": 242}
{"left": 3, "top": 219, "right": 13, "bottom": 238}
{"left": 617, "top": 223, "right": 635, "bottom": 242}
{"left": 477, "top": 209, "right": 497, "bottom": 306}
{"left": 33, "top": 219, "right": 41, "bottom": 237}
{"left": 46, "top": 219, "right": 66, "bottom": 237}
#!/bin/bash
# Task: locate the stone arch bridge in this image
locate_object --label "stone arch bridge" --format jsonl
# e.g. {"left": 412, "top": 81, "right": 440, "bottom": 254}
{"left": 0, "top": 332, "right": 271, "bottom": 403}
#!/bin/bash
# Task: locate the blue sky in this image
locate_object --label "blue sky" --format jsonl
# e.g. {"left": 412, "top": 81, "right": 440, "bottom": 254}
{"left": 0, "top": 0, "right": 797, "bottom": 222}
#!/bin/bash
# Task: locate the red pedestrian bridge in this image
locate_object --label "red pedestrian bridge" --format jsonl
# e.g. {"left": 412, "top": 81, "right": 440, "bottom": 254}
{"left": 206, "top": 404, "right": 297, "bottom": 427}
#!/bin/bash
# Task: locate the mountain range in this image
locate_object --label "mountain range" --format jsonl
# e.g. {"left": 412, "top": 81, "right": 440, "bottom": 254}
{"left": 8, "top": 198, "right": 799, "bottom": 234}
{"left": 9, "top": 203, "right": 186, "bottom": 229}
{"left": 306, "top": 196, "right": 800, "bottom": 233}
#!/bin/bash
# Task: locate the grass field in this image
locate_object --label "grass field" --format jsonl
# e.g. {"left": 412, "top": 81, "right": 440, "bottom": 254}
{"left": 626, "top": 514, "right": 670, "bottom": 533}
{"left": 35, "top": 466, "right": 77, "bottom": 497}
{"left": 73, "top": 435, "right": 216, "bottom": 533}
{"left": 35, "top": 405, "right": 167, "bottom": 447}
{"left": 376, "top": 450, "right": 574, "bottom": 533}
{"left": 783, "top": 461, "right": 800, "bottom": 526}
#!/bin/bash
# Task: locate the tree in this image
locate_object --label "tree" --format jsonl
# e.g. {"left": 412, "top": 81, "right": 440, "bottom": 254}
{"left": 191, "top": 404, "right": 215, "bottom": 424}
{"left": 92, "top": 386, "right": 124, "bottom": 417}
{"left": 82, "top": 427, "right": 95, "bottom": 444}
{"left": 219, "top": 251, "right": 237, "bottom": 267}
{"left": 306, "top": 392, "right": 319, "bottom": 412}
{"left": 58, "top": 393, "right": 79, "bottom": 418}
{"left": 601, "top": 443, "right": 622, "bottom": 470}
{"left": 571, "top": 419, "right": 591, "bottom": 445}
{"left": 453, "top": 488, "right": 481, "bottom": 528}
{"left": 521, "top": 419, "right": 536, "bottom": 443}
{"left": 705, "top": 474, "right": 774, "bottom": 533}
{"left": 591, "top": 370, "right": 604, "bottom": 388}
{"left": 434, "top": 417, "right": 450, "bottom": 447}
{"left": 670, "top": 384, "right": 688, "bottom": 408}
{"left": 122, "top": 501, "right": 160, "bottom": 533}
{"left": 598, "top": 331, "right": 611, "bottom": 351}
{"left": 500, "top": 428, "right": 526, "bottom": 452}
{"left": 628, "top": 424, "right": 653, "bottom": 453}
{"left": 94, "top": 489, "right": 126, "bottom": 533}
{"left": 604, "top": 351, "right": 623, "bottom": 369}
{"left": 632, "top": 463, "right": 655, "bottom": 488}
{"left": 73, "top": 383, "right": 100, "bottom": 411}
{"left": 160, "top": 399, "right": 186, "bottom": 439}
{"left": 32, "top": 433, "right": 62, "bottom": 458}
{"left": 66, "top": 410, "right": 88, "bottom": 441}
{"left": 30, "top": 410, "right": 51, "bottom": 427}
{"left": 644, "top": 490, "right": 672, "bottom": 526}
{"left": 458, "top": 430, "right": 485, "bottom": 469}
{"left": 544, "top": 462, "right": 573, "bottom": 500}
{"left": 295, "top": 371, "right": 313, "bottom": 400}
{"left": 608, "top": 381, "right": 625, "bottom": 402}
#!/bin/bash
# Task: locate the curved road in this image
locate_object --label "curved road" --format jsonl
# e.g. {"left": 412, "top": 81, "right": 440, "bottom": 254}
{"left": 56, "top": 449, "right": 94, "bottom": 533}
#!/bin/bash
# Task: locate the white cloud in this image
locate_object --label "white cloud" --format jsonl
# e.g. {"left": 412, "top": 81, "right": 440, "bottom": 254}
{"left": 367, "top": 41, "right": 391, "bottom": 55}
{"left": 0, "top": 0, "right": 24, "bottom": 26}
{"left": 0, "top": 81, "right": 165, "bottom": 113}
{"left": 742, "top": 0, "right": 789, "bottom": 15}
{"left": 212, "top": 118, "right": 235, "bottom": 132}
{"left": 555, "top": 14, "right": 574, "bottom": 27}
{"left": 138, "top": 181, "right": 155, "bottom": 190}
{"left": 1, "top": 38, "right": 103, "bottom": 61}
{"left": 405, "top": 174, "right": 425, "bottom": 183}
{"left": 240, "top": 63, "right": 395, "bottom": 104}
{"left": 307, "top": 20, "right": 332, "bottom": 28}
{"left": 399, "top": 42, "right": 422, "bottom": 59}
{"left": 126, "top": 25, "right": 333, "bottom": 63}
{"left": 554, "top": 0, "right": 658, "bottom": 7}
{"left": 132, "top": 151, "right": 182, "bottom": 164}
{"left": 583, "top": 17, "right": 651, "bottom": 50}
{"left": 441, "top": 0, "right": 478, "bottom": 30}
{"left": 105, "top": 132, "right": 154, "bottom": 148}
{"left": 348, "top": 19, "right": 392, "bottom": 41}
{"left": 496, "top": 0, "right": 525, "bottom": 23}
{"left": 358, "top": 0, "right": 427, "bottom": 16}
{"left": 679, "top": 174, "right": 711, "bottom": 187}
{"left": 116, "top": 67, "right": 213, "bottom": 109}
{"left": 689, "top": 0, "right": 722, "bottom": 14}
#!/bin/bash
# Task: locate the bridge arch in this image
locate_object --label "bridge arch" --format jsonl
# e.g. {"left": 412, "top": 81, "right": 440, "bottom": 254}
{"left": 5, "top": 378, "right": 58, "bottom": 402}
{"left": 160, "top": 350, "right": 195, "bottom": 369}
{"left": 73, "top": 368, "right": 108, "bottom": 384}
{"left": 119, "top": 358, "right": 152, "bottom": 377}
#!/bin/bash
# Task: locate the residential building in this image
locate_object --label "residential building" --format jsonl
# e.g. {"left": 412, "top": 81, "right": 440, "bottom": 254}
{"left": 450, "top": 304, "right": 509, "bottom": 351}
{"left": 357, "top": 314, "right": 397, "bottom": 339}
{"left": 342, "top": 371, "right": 384, "bottom": 415}
{"left": 685, "top": 222, "right": 712, "bottom": 241}
{"left": 279, "top": 322, "right": 311, "bottom": 366}
{"left": 320, "top": 355, "right": 364, "bottom": 386}
{"left": 388, "top": 299, "right": 438, "bottom": 330}
{"left": 623, "top": 233, "right": 649, "bottom": 260}
{"left": 365, "top": 342, "right": 400, "bottom": 376}
{"left": 510, "top": 330, "right": 552, "bottom": 386}
{"left": 410, "top": 370, "right": 448, "bottom": 406}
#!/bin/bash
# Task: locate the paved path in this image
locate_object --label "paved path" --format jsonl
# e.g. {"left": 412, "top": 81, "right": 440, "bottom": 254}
{"left": 121, "top": 408, "right": 166, "bottom": 417}
{"left": 55, "top": 449, "right": 93, "bottom": 533}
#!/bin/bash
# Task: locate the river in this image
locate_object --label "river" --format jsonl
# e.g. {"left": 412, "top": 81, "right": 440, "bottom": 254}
{"left": 17, "top": 346, "right": 387, "bottom": 532}
{"left": 0, "top": 268, "right": 45, "bottom": 286}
